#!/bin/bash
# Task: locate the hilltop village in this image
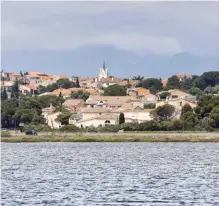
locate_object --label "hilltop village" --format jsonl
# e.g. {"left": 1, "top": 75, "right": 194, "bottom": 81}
{"left": 1, "top": 63, "right": 219, "bottom": 132}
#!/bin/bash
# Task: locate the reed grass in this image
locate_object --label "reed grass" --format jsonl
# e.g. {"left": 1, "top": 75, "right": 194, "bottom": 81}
{"left": 1, "top": 134, "right": 219, "bottom": 143}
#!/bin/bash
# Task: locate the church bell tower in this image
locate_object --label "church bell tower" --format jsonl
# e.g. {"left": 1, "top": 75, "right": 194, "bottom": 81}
{"left": 99, "top": 61, "right": 108, "bottom": 81}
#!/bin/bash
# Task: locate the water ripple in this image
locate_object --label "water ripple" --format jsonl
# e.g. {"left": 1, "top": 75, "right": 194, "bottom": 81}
{"left": 1, "top": 142, "right": 219, "bottom": 205}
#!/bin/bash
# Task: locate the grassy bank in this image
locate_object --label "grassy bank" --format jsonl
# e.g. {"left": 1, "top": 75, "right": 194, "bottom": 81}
{"left": 1, "top": 133, "right": 219, "bottom": 143}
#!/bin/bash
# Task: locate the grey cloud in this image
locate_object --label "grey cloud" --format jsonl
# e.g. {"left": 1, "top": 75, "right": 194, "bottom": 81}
{"left": 1, "top": 1, "right": 219, "bottom": 55}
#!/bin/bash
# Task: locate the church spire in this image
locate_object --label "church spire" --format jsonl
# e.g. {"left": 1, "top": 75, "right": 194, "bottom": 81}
{"left": 103, "top": 61, "right": 106, "bottom": 69}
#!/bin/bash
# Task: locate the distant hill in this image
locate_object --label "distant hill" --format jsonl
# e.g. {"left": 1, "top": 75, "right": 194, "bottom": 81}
{"left": 2, "top": 45, "right": 219, "bottom": 78}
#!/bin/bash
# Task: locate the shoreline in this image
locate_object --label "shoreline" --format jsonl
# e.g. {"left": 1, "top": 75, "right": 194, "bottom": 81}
{"left": 1, "top": 132, "right": 219, "bottom": 143}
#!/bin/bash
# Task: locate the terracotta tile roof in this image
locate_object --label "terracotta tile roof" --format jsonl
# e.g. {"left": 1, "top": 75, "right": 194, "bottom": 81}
{"left": 28, "top": 83, "right": 39, "bottom": 90}
{"left": 51, "top": 88, "right": 103, "bottom": 96}
{"left": 119, "top": 102, "right": 135, "bottom": 111}
{"left": 59, "top": 75, "right": 69, "bottom": 79}
{"left": 51, "top": 88, "right": 83, "bottom": 95}
{"left": 176, "top": 74, "right": 192, "bottom": 79}
{"left": 85, "top": 89, "right": 103, "bottom": 95}
{"left": 28, "top": 72, "right": 43, "bottom": 76}
{"left": 161, "top": 79, "right": 167, "bottom": 87}
{"left": 63, "top": 99, "right": 85, "bottom": 108}
{"left": 119, "top": 80, "right": 139, "bottom": 86}
{"left": 26, "top": 74, "right": 40, "bottom": 77}
{"left": 128, "top": 87, "right": 151, "bottom": 95}
{"left": 86, "top": 96, "right": 137, "bottom": 106}
{"left": 82, "top": 107, "right": 112, "bottom": 113}
{"left": 79, "top": 77, "right": 94, "bottom": 82}
{"left": 96, "top": 113, "right": 119, "bottom": 120}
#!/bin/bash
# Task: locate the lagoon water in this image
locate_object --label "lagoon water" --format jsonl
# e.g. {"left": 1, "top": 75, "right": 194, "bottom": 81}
{"left": 1, "top": 143, "right": 219, "bottom": 206}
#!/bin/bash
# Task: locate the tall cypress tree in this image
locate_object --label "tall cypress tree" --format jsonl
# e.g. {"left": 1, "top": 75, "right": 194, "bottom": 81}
{"left": 1, "top": 88, "right": 8, "bottom": 100}
{"left": 59, "top": 91, "right": 63, "bottom": 98}
{"left": 12, "top": 80, "right": 20, "bottom": 99}
{"left": 119, "top": 113, "right": 125, "bottom": 124}
{"left": 75, "top": 77, "right": 80, "bottom": 88}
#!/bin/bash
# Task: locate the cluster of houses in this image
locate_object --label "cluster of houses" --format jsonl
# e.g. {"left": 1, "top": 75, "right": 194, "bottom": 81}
{"left": 1, "top": 64, "right": 197, "bottom": 129}
{"left": 41, "top": 88, "right": 197, "bottom": 129}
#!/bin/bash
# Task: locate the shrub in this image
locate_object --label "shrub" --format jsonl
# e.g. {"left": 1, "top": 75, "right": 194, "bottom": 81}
{"left": 144, "top": 103, "right": 156, "bottom": 109}
{"left": 85, "top": 125, "right": 98, "bottom": 133}
{"left": 123, "top": 122, "right": 140, "bottom": 131}
{"left": 150, "top": 104, "right": 176, "bottom": 121}
{"left": 1, "top": 131, "right": 12, "bottom": 137}
{"left": 59, "top": 124, "right": 81, "bottom": 132}
{"left": 139, "top": 120, "right": 161, "bottom": 131}
{"left": 98, "top": 124, "right": 120, "bottom": 133}
{"left": 23, "top": 124, "right": 53, "bottom": 132}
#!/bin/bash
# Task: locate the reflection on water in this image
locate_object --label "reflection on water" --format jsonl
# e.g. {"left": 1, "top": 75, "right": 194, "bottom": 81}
{"left": 1, "top": 143, "right": 219, "bottom": 205}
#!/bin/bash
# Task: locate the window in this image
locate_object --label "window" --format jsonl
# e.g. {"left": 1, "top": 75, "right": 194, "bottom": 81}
{"left": 172, "top": 95, "right": 178, "bottom": 99}
{"left": 179, "top": 102, "right": 182, "bottom": 106}
{"left": 105, "top": 120, "right": 111, "bottom": 124}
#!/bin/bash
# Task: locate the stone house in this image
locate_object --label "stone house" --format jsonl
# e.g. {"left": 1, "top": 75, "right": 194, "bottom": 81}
{"left": 19, "top": 84, "right": 39, "bottom": 95}
{"left": 157, "top": 89, "right": 196, "bottom": 101}
{"left": 0, "top": 81, "right": 13, "bottom": 98}
{"left": 85, "top": 95, "right": 137, "bottom": 109}
{"left": 72, "top": 113, "right": 133, "bottom": 127}
{"left": 127, "top": 87, "right": 151, "bottom": 98}
{"left": 141, "top": 94, "right": 157, "bottom": 105}
{"left": 99, "top": 77, "right": 121, "bottom": 88}
{"left": 156, "top": 99, "right": 197, "bottom": 119}
{"left": 62, "top": 99, "right": 85, "bottom": 112}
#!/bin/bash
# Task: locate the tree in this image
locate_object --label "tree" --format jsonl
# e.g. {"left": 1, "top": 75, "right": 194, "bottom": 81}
{"left": 57, "top": 78, "right": 75, "bottom": 89}
{"left": 166, "top": 75, "right": 180, "bottom": 89}
{"left": 144, "top": 103, "right": 156, "bottom": 109}
{"left": 103, "top": 84, "right": 126, "bottom": 96}
{"left": 55, "top": 111, "right": 72, "bottom": 126}
{"left": 132, "top": 75, "right": 144, "bottom": 81}
{"left": 150, "top": 104, "right": 175, "bottom": 121}
{"left": 194, "top": 71, "right": 219, "bottom": 90}
{"left": 181, "top": 112, "right": 199, "bottom": 130}
{"left": 1, "top": 98, "right": 19, "bottom": 127}
{"left": 181, "top": 103, "right": 193, "bottom": 116}
{"left": 119, "top": 113, "right": 125, "bottom": 124}
{"left": 71, "top": 90, "right": 90, "bottom": 101}
{"left": 209, "top": 106, "right": 219, "bottom": 128}
{"left": 14, "top": 109, "right": 40, "bottom": 124}
{"left": 38, "top": 95, "right": 64, "bottom": 108}
{"left": 59, "top": 91, "right": 63, "bottom": 98}
{"left": 195, "top": 95, "right": 219, "bottom": 118}
{"left": 204, "top": 85, "right": 219, "bottom": 94}
{"left": 126, "top": 79, "right": 132, "bottom": 89}
{"left": 75, "top": 77, "right": 80, "bottom": 88}
{"left": 189, "top": 87, "right": 202, "bottom": 96}
{"left": 20, "top": 71, "right": 23, "bottom": 77}
{"left": 1, "top": 88, "right": 8, "bottom": 100}
{"left": 159, "top": 92, "right": 170, "bottom": 100}
{"left": 11, "top": 80, "right": 20, "bottom": 99}
{"left": 38, "top": 83, "right": 58, "bottom": 93}
{"left": 138, "top": 78, "right": 162, "bottom": 94}
{"left": 180, "top": 77, "right": 194, "bottom": 90}
{"left": 32, "top": 115, "right": 46, "bottom": 125}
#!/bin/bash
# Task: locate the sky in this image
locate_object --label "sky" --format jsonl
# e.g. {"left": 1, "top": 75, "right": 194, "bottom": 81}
{"left": 1, "top": 1, "right": 219, "bottom": 76}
